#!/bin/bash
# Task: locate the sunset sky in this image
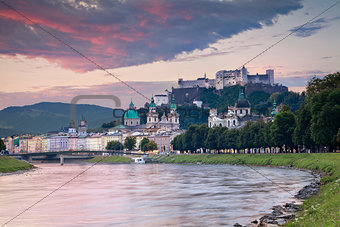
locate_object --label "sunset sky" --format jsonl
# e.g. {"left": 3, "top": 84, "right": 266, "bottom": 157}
{"left": 0, "top": 0, "right": 339, "bottom": 109}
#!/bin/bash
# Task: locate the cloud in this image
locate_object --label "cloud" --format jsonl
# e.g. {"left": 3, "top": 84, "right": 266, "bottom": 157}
{"left": 290, "top": 16, "right": 340, "bottom": 38}
{"left": 275, "top": 70, "right": 330, "bottom": 87}
{"left": 0, "top": 0, "right": 302, "bottom": 72}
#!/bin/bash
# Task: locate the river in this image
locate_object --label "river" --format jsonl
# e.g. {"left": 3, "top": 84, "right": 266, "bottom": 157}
{"left": 0, "top": 163, "right": 314, "bottom": 226}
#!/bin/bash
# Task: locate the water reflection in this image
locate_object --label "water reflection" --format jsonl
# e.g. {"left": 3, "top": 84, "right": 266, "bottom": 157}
{"left": 0, "top": 163, "right": 313, "bottom": 226}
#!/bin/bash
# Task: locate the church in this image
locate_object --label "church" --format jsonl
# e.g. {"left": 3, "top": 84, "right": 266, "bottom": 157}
{"left": 122, "top": 97, "right": 180, "bottom": 131}
{"left": 208, "top": 91, "right": 255, "bottom": 129}
{"left": 146, "top": 97, "right": 180, "bottom": 131}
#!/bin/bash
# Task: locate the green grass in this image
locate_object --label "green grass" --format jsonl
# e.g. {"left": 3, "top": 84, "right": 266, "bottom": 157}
{"left": 162, "top": 153, "right": 340, "bottom": 226}
{"left": 0, "top": 156, "right": 34, "bottom": 173}
{"left": 88, "top": 155, "right": 131, "bottom": 163}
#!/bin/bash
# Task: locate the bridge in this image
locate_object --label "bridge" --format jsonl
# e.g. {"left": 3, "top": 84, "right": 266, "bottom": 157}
{"left": 9, "top": 150, "right": 145, "bottom": 165}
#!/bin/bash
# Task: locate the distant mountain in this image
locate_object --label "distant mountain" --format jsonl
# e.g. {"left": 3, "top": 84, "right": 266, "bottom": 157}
{"left": 0, "top": 102, "right": 119, "bottom": 137}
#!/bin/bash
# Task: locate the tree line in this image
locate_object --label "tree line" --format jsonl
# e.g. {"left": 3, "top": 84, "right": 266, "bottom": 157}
{"left": 106, "top": 136, "right": 158, "bottom": 151}
{"left": 171, "top": 73, "right": 340, "bottom": 153}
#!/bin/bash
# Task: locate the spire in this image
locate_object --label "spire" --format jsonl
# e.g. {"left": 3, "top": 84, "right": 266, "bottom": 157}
{"left": 149, "top": 96, "right": 156, "bottom": 108}
{"left": 129, "top": 98, "right": 135, "bottom": 109}
{"left": 170, "top": 97, "right": 177, "bottom": 109}
{"left": 238, "top": 89, "right": 245, "bottom": 100}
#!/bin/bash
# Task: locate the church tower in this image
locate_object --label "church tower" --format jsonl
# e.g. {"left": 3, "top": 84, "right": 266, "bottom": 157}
{"left": 78, "top": 116, "right": 88, "bottom": 137}
{"left": 241, "top": 66, "right": 248, "bottom": 85}
{"left": 167, "top": 98, "right": 180, "bottom": 130}
{"left": 146, "top": 96, "right": 159, "bottom": 128}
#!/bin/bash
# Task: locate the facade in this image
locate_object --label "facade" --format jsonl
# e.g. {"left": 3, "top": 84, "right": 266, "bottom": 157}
{"left": 146, "top": 97, "right": 159, "bottom": 128}
{"left": 102, "top": 132, "right": 123, "bottom": 151}
{"left": 147, "top": 97, "right": 180, "bottom": 131}
{"left": 78, "top": 117, "right": 88, "bottom": 137}
{"left": 86, "top": 134, "right": 102, "bottom": 151}
{"left": 178, "top": 74, "right": 215, "bottom": 89}
{"left": 208, "top": 91, "right": 253, "bottom": 129}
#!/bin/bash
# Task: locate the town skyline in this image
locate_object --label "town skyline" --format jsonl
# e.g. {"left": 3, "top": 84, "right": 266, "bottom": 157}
{"left": 1, "top": 0, "right": 340, "bottom": 110}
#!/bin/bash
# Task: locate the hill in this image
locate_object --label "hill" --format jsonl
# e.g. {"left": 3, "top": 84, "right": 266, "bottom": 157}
{"left": 0, "top": 102, "right": 119, "bottom": 137}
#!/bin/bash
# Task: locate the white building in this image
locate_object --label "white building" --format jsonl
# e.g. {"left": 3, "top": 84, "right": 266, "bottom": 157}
{"left": 154, "top": 94, "right": 168, "bottom": 106}
{"left": 178, "top": 66, "right": 274, "bottom": 90}
{"left": 208, "top": 91, "right": 252, "bottom": 129}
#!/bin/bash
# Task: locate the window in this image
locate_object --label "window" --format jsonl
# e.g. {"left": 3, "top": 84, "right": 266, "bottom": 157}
{"left": 219, "top": 123, "right": 222, "bottom": 127}
{"left": 233, "top": 120, "right": 235, "bottom": 126}
{"left": 240, "top": 109, "right": 242, "bottom": 114}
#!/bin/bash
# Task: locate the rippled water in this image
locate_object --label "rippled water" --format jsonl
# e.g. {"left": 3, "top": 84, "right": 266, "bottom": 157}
{"left": 0, "top": 163, "right": 314, "bottom": 226}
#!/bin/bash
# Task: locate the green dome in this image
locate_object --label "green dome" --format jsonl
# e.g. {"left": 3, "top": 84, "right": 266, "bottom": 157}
{"left": 149, "top": 97, "right": 156, "bottom": 108}
{"left": 170, "top": 98, "right": 177, "bottom": 109}
{"left": 124, "top": 109, "right": 140, "bottom": 119}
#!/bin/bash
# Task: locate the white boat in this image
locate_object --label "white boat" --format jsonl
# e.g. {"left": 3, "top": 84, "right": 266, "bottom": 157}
{"left": 134, "top": 157, "right": 145, "bottom": 164}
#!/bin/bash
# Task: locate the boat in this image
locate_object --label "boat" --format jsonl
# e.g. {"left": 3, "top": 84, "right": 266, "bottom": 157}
{"left": 134, "top": 157, "right": 145, "bottom": 164}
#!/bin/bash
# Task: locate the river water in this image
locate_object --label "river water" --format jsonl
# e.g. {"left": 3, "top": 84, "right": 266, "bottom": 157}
{"left": 0, "top": 163, "right": 314, "bottom": 226}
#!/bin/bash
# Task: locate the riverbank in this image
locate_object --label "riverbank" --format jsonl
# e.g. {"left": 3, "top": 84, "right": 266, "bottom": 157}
{"left": 0, "top": 156, "right": 34, "bottom": 173}
{"left": 88, "top": 155, "right": 131, "bottom": 163}
{"left": 160, "top": 153, "right": 340, "bottom": 226}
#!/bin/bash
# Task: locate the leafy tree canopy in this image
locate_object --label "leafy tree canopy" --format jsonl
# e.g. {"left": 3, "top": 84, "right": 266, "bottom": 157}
{"left": 124, "top": 136, "right": 136, "bottom": 151}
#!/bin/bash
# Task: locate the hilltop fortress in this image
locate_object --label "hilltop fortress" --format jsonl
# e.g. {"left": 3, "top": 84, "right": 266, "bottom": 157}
{"left": 178, "top": 66, "right": 274, "bottom": 89}
{"left": 170, "top": 66, "right": 287, "bottom": 105}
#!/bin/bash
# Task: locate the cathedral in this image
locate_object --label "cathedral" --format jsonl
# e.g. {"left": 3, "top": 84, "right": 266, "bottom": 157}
{"left": 208, "top": 91, "right": 253, "bottom": 129}
{"left": 122, "top": 97, "right": 180, "bottom": 131}
{"left": 146, "top": 97, "right": 180, "bottom": 131}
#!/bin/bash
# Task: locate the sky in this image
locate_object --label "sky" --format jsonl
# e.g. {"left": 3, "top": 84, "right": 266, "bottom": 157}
{"left": 0, "top": 0, "right": 339, "bottom": 110}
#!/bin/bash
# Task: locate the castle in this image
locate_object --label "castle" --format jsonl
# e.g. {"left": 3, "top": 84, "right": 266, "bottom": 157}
{"left": 178, "top": 66, "right": 274, "bottom": 89}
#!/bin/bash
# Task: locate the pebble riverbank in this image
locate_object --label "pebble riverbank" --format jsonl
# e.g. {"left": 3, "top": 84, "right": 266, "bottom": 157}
{"left": 233, "top": 171, "right": 321, "bottom": 227}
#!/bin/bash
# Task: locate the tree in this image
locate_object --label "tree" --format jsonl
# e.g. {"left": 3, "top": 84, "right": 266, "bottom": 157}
{"left": 183, "top": 125, "right": 198, "bottom": 152}
{"left": 0, "top": 138, "right": 6, "bottom": 151}
{"left": 106, "top": 140, "right": 123, "bottom": 151}
{"left": 140, "top": 137, "right": 150, "bottom": 151}
{"left": 171, "top": 134, "right": 184, "bottom": 151}
{"left": 205, "top": 128, "right": 218, "bottom": 150}
{"left": 293, "top": 104, "right": 314, "bottom": 151}
{"left": 270, "top": 108, "right": 296, "bottom": 152}
{"left": 306, "top": 73, "right": 340, "bottom": 151}
{"left": 124, "top": 136, "right": 136, "bottom": 150}
{"left": 144, "top": 140, "right": 158, "bottom": 151}
{"left": 223, "top": 129, "right": 239, "bottom": 150}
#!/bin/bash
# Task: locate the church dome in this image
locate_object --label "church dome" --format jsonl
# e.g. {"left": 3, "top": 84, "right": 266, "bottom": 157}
{"left": 149, "top": 96, "right": 156, "bottom": 108}
{"left": 124, "top": 109, "right": 140, "bottom": 119}
{"left": 235, "top": 92, "right": 250, "bottom": 108}
{"left": 236, "top": 99, "right": 250, "bottom": 108}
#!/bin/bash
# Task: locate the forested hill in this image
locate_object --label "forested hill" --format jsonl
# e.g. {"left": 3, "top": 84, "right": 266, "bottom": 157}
{"left": 201, "top": 85, "right": 305, "bottom": 115}
{"left": 0, "top": 102, "right": 117, "bottom": 137}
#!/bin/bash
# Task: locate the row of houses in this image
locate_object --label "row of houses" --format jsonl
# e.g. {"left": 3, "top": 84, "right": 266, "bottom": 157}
{"left": 3, "top": 129, "right": 180, "bottom": 154}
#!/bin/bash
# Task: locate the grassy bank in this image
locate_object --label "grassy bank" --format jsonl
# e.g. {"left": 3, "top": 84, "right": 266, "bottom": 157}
{"left": 88, "top": 155, "right": 131, "bottom": 163}
{"left": 0, "top": 156, "right": 34, "bottom": 173}
{"left": 161, "top": 153, "right": 340, "bottom": 226}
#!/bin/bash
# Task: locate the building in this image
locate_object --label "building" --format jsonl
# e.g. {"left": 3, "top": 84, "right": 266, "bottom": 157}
{"left": 86, "top": 134, "right": 102, "bottom": 151}
{"left": 102, "top": 132, "right": 123, "bottom": 150}
{"left": 147, "top": 97, "right": 180, "bottom": 131}
{"left": 124, "top": 100, "right": 141, "bottom": 127}
{"left": 154, "top": 94, "right": 169, "bottom": 106}
{"left": 208, "top": 91, "right": 255, "bottom": 129}
{"left": 178, "top": 66, "right": 275, "bottom": 90}
{"left": 178, "top": 73, "right": 215, "bottom": 89}
{"left": 78, "top": 117, "right": 88, "bottom": 137}
{"left": 146, "top": 97, "right": 159, "bottom": 128}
